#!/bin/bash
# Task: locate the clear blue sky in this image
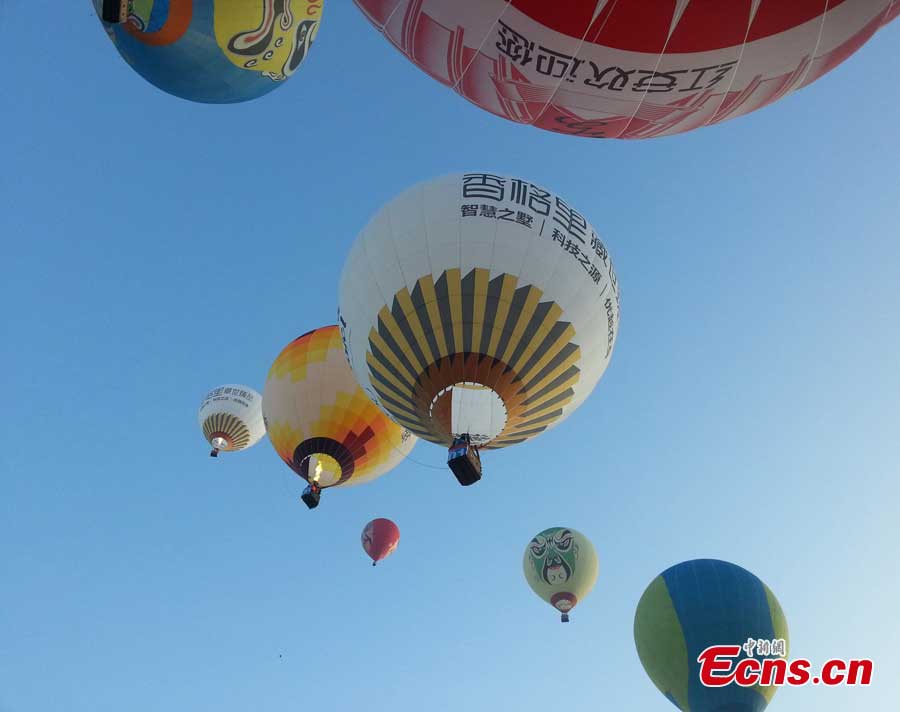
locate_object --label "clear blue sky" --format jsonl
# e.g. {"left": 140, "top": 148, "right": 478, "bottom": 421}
{"left": 2, "top": 4, "right": 898, "bottom": 712}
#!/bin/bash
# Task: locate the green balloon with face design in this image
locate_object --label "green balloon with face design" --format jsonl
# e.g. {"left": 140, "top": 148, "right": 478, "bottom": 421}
{"left": 523, "top": 527, "right": 598, "bottom": 623}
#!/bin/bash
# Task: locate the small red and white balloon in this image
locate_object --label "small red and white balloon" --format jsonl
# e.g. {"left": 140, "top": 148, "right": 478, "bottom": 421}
{"left": 361, "top": 518, "right": 400, "bottom": 566}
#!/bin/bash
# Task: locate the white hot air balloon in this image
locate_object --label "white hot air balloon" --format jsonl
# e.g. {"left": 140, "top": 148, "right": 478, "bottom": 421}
{"left": 198, "top": 384, "right": 266, "bottom": 458}
{"left": 338, "top": 173, "right": 620, "bottom": 480}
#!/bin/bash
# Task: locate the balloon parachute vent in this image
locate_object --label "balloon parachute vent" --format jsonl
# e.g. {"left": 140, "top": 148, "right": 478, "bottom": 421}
{"left": 210, "top": 449, "right": 219, "bottom": 458}
{"left": 561, "top": 613, "right": 570, "bottom": 623}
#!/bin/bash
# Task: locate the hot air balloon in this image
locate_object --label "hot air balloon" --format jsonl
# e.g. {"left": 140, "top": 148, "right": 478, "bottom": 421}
{"left": 354, "top": 1, "right": 898, "bottom": 139}
{"left": 338, "top": 172, "right": 620, "bottom": 485}
{"left": 361, "top": 518, "right": 400, "bottom": 566}
{"left": 263, "top": 326, "right": 415, "bottom": 509}
{"left": 523, "top": 527, "right": 598, "bottom": 622}
{"left": 634, "top": 559, "right": 790, "bottom": 712}
{"left": 198, "top": 384, "right": 266, "bottom": 457}
{"left": 93, "top": 0, "right": 323, "bottom": 103}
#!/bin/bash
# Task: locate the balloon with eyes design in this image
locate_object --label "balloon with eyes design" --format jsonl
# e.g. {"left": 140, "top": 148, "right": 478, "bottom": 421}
{"left": 523, "top": 527, "right": 598, "bottom": 622}
{"left": 93, "top": 0, "right": 324, "bottom": 103}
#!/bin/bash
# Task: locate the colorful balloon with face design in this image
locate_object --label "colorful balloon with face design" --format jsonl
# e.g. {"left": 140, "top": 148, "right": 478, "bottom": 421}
{"left": 93, "top": 0, "right": 324, "bottom": 103}
{"left": 523, "top": 527, "right": 598, "bottom": 622}
{"left": 354, "top": 0, "right": 898, "bottom": 139}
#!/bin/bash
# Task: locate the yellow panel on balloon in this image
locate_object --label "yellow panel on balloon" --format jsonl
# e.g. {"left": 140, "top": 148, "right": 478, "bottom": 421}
{"left": 216, "top": 0, "right": 323, "bottom": 81}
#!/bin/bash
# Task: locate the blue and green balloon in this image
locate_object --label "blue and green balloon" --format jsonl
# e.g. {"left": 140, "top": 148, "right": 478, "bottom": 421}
{"left": 634, "top": 559, "right": 789, "bottom": 712}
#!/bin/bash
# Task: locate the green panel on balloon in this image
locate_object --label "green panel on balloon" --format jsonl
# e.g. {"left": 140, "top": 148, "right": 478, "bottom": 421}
{"left": 757, "top": 583, "right": 791, "bottom": 704}
{"left": 633, "top": 575, "right": 690, "bottom": 711}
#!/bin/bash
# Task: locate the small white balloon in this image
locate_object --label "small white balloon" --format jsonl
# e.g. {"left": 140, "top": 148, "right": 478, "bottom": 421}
{"left": 198, "top": 384, "right": 265, "bottom": 457}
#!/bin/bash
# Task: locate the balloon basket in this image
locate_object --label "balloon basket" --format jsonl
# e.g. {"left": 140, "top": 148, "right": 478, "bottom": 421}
{"left": 301, "top": 490, "right": 321, "bottom": 509}
{"left": 448, "top": 448, "right": 482, "bottom": 486}
{"left": 561, "top": 613, "right": 570, "bottom": 623}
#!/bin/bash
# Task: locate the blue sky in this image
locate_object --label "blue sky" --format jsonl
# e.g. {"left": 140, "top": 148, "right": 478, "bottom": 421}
{"left": 2, "top": 4, "right": 899, "bottom": 712}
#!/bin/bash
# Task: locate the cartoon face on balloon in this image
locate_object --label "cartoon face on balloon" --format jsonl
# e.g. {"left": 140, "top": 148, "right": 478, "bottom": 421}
{"left": 216, "top": 1, "right": 322, "bottom": 82}
{"left": 528, "top": 529, "right": 578, "bottom": 588}
{"left": 523, "top": 527, "right": 597, "bottom": 621}
{"left": 118, "top": 0, "right": 322, "bottom": 83}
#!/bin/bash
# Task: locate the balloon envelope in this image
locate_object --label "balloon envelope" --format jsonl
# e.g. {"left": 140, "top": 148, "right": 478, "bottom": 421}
{"left": 338, "top": 173, "right": 620, "bottom": 450}
{"left": 198, "top": 384, "right": 265, "bottom": 454}
{"left": 93, "top": 0, "right": 323, "bottom": 103}
{"left": 354, "top": 0, "right": 897, "bottom": 138}
{"left": 523, "top": 527, "right": 598, "bottom": 620}
{"left": 361, "top": 518, "right": 400, "bottom": 564}
{"left": 634, "top": 559, "right": 789, "bottom": 712}
{"left": 262, "top": 326, "right": 415, "bottom": 489}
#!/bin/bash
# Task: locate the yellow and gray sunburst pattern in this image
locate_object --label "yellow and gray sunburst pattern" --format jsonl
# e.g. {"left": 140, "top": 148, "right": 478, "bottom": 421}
{"left": 364, "top": 267, "right": 581, "bottom": 449}
{"left": 263, "top": 326, "right": 415, "bottom": 489}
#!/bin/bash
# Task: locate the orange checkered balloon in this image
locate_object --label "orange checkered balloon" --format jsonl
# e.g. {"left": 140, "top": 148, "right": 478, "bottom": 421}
{"left": 263, "top": 326, "right": 415, "bottom": 489}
